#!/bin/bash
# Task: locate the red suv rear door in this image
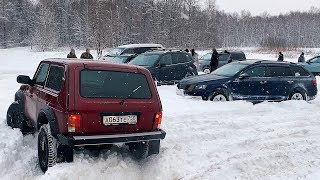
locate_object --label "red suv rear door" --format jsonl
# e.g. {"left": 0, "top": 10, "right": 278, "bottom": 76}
{"left": 71, "top": 65, "right": 160, "bottom": 135}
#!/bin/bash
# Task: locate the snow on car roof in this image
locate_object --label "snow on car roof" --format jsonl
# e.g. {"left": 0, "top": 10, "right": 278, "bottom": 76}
{"left": 117, "top": 43, "right": 163, "bottom": 48}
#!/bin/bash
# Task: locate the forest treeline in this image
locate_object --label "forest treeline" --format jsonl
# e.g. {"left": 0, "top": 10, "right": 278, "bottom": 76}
{"left": 0, "top": 0, "right": 320, "bottom": 50}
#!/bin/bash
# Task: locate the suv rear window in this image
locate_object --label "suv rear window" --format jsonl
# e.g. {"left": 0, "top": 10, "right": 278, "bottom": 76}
{"left": 80, "top": 70, "right": 152, "bottom": 99}
{"left": 267, "top": 66, "right": 292, "bottom": 77}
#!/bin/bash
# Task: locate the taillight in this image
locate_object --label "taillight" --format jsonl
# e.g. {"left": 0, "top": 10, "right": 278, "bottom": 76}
{"left": 313, "top": 79, "right": 317, "bottom": 87}
{"left": 153, "top": 112, "right": 162, "bottom": 129}
{"left": 68, "top": 114, "right": 81, "bottom": 132}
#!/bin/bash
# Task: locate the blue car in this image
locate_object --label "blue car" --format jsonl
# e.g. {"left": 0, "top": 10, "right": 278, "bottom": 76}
{"left": 299, "top": 56, "right": 320, "bottom": 75}
{"left": 177, "top": 60, "right": 317, "bottom": 102}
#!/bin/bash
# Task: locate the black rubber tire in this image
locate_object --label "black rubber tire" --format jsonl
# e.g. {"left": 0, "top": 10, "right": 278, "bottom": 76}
{"left": 185, "top": 71, "right": 195, "bottom": 78}
{"left": 128, "top": 141, "right": 149, "bottom": 160}
{"left": 289, "top": 91, "right": 306, "bottom": 100}
{"left": 7, "top": 102, "right": 33, "bottom": 134}
{"left": 38, "top": 124, "right": 58, "bottom": 172}
{"left": 209, "top": 90, "right": 229, "bottom": 102}
{"left": 6, "top": 102, "right": 20, "bottom": 128}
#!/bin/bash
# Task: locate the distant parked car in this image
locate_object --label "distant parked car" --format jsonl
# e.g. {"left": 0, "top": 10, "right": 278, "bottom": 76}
{"left": 177, "top": 60, "right": 317, "bottom": 102}
{"left": 129, "top": 50, "right": 198, "bottom": 84}
{"left": 299, "top": 56, "right": 320, "bottom": 75}
{"left": 104, "top": 44, "right": 163, "bottom": 57}
{"left": 199, "top": 50, "right": 246, "bottom": 73}
{"left": 101, "top": 54, "right": 137, "bottom": 64}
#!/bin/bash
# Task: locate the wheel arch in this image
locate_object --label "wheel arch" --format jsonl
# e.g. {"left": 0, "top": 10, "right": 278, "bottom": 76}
{"left": 37, "top": 108, "right": 60, "bottom": 138}
{"left": 203, "top": 86, "right": 230, "bottom": 100}
{"left": 14, "top": 90, "right": 24, "bottom": 105}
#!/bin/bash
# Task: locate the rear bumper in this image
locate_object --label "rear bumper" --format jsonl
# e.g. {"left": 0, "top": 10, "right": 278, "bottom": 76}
{"left": 57, "top": 129, "right": 166, "bottom": 147}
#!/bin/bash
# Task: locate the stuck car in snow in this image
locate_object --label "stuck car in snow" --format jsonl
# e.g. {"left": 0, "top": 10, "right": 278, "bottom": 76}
{"left": 177, "top": 60, "right": 317, "bottom": 102}
{"left": 6, "top": 58, "right": 166, "bottom": 172}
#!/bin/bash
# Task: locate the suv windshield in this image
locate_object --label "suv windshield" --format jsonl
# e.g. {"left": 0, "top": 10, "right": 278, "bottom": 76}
{"left": 212, "top": 63, "right": 249, "bottom": 77}
{"left": 129, "top": 54, "right": 160, "bottom": 66}
{"left": 108, "top": 48, "right": 124, "bottom": 56}
{"left": 80, "top": 70, "right": 152, "bottom": 99}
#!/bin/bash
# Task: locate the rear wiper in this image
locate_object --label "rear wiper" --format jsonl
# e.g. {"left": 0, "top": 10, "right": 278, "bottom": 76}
{"left": 119, "top": 85, "right": 142, "bottom": 105}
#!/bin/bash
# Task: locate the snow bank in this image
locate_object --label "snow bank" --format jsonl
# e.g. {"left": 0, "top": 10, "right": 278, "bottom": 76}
{"left": 1, "top": 47, "right": 320, "bottom": 179}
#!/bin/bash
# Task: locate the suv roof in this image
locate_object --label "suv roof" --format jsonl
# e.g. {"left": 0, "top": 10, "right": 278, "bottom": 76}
{"left": 142, "top": 50, "right": 186, "bottom": 55}
{"left": 41, "top": 58, "right": 144, "bottom": 71}
{"left": 240, "top": 60, "right": 295, "bottom": 65}
{"left": 117, "top": 43, "right": 163, "bottom": 48}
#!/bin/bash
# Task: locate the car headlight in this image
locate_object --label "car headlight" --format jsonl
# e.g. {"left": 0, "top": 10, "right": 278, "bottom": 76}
{"left": 195, "top": 84, "right": 207, "bottom": 90}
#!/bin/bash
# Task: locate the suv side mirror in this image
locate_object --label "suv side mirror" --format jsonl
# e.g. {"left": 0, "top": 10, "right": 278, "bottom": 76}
{"left": 17, "top": 75, "right": 32, "bottom": 85}
{"left": 239, "top": 73, "right": 250, "bottom": 80}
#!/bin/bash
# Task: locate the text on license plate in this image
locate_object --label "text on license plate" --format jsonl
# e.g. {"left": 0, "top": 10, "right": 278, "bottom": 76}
{"left": 103, "top": 115, "right": 137, "bottom": 125}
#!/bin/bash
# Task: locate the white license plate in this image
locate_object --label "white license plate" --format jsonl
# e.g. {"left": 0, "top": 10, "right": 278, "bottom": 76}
{"left": 103, "top": 115, "right": 137, "bottom": 125}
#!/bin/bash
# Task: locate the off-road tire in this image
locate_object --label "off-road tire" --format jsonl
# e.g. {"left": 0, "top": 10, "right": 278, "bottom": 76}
{"left": 38, "top": 124, "right": 58, "bottom": 172}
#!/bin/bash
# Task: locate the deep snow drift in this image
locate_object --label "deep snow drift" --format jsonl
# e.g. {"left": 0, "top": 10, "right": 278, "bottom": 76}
{"left": 1, "top": 47, "right": 320, "bottom": 180}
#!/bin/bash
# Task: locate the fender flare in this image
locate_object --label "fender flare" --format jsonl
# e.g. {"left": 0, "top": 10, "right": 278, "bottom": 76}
{"left": 14, "top": 90, "right": 24, "bottom": 105}
{"left": 37, "top": 107, "right": 60, "bottom": 138}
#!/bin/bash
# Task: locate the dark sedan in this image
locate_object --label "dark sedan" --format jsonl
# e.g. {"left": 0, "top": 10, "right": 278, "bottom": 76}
{"left": 177, "top": 60, "right": 317, "bottom": 102}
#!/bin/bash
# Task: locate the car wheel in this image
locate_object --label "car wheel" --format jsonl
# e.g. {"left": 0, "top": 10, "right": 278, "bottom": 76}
{"left": 128, "top": 141, "right": 149, "bottom": 160}
{"left": 203, "top": 68, "right": 210, "bottom": 74}
{"left": 289, "top": 91, "right": 305, "bottom": 100}
{"left": 185, "top": 71, "right": 195, "bottom": 78}
{"left": 209, "top": 91, "right": 228, "bottom": 102}
{"left": 6, "top": 102, "right": 21, "bottom": 128}
{"left": 38, "top": 124, "right": 58, "bottom": 172}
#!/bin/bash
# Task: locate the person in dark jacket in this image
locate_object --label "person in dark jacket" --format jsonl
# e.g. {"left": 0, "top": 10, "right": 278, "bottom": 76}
{"left": 80, "top": 48, "right": 93, "bottom": 59}
{"left": 278, "top": 52, "right": 284, "bottom": 61}
{"left": 67, "top": 48, "right": 77, "bottom": 58}
{"left": 210, "top": 48, "right": 219, "bottom": 72}
{"left": 298, "top": 52, "right": 305, "bottom": 63}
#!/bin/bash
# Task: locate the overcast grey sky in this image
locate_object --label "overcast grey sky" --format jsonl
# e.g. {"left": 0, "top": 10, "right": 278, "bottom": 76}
{"left": 215, "top": 0, "right": 320, "bottom": 16}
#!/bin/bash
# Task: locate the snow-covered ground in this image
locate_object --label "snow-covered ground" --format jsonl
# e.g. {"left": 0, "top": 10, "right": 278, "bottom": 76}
{"left": 1, "top": 47, "right": 320, "bottom": 179}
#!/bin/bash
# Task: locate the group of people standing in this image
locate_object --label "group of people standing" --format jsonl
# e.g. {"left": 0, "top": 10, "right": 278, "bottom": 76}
{"left": 277, "top": 51, "right": 306, "bottom": 63}
{"left": 67, "top": 48, "right": 93, "bottom": 59}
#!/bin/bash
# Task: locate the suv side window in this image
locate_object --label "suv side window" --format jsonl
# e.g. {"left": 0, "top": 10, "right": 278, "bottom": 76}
{"left": 243, "top": 66, "right": 266, "bottom": 77}
{"left": 45, "top": 65, "right": 65, "bottom": 92}
{"left": 172, "top": 53, "right": 189, "bottom": 64}
{"left": 35, "top": 63, "right": 49, "bottom": 86}
{"left": 267, "top": 66, "right": 292, "bottom": 77}
{"left": 290, "top": 66, "right": 310, "bottom": 77}
{"left": 160, "top": 54, "right": 172, "bottom": 65}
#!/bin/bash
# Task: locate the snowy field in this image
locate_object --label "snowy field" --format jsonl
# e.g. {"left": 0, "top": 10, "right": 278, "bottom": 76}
{"left": 1, "top": 47, "right": 320, "bottom": 180}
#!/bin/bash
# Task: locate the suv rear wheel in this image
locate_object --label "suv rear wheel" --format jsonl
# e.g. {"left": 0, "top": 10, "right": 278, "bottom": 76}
{"left": 289, "top": 91, "right": 306, "bottom": 100}
{"left": 38, "top": 124, "right": 58, "bottom": 172}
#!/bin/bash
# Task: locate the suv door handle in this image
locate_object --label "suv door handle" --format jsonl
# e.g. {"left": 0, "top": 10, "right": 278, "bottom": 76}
{"left": 260, "top": 81, "right": 267, "bottom": 84}
{"left": 287, "top": 81, "right": 294, "bottom": 84}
